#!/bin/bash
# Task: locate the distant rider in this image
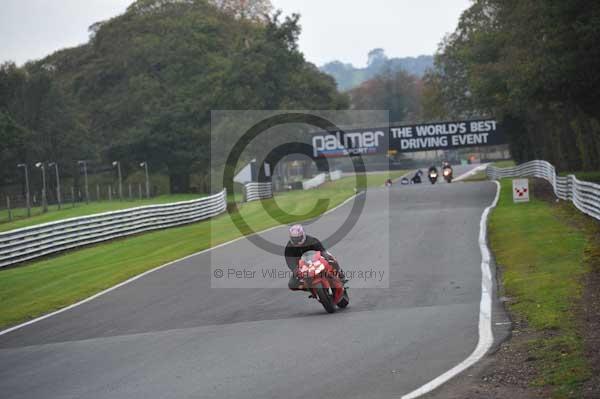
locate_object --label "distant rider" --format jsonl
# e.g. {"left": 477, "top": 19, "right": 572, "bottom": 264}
{"left": 284, "top": 224, "right": 345, "bottom": 291}
{"left": 411, "top": 169, "right": 423, "bottom": 184}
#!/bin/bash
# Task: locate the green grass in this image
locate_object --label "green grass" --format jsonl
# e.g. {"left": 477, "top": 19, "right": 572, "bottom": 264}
{"left": 558, "top": 171, "right": 600, "bottom": 184}
{"left": 489, "top": 178, "right": 596, "bottom": 397}
{"left": 490, "top": 160, "right": 517, "bottom": 168}
{"left": 0, "top": 171, "right": 405, "bottom": 329}
{"left": 0, "top": 194, "right": 204, "bottom": 232}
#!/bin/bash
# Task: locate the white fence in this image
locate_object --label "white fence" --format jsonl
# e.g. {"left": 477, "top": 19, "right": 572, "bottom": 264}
{"left": 244, "top": 182, "right": 273, "bottom": 202}
{"left": 303, "top": 173, "right": 326, "bottom": 190}
{"left": 329, "top": 170, "right": 342, "bottom": 181}
{"left": 487, "top": 160, "right": 600, "bottom": 221}
{"left": 0, "top": 190, "right": 227, "bottom": 268}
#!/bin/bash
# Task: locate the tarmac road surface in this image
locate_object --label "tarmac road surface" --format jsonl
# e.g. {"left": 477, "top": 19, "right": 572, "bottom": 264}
{"left": 0, "top": 164, "right": 505, "bottom": 399}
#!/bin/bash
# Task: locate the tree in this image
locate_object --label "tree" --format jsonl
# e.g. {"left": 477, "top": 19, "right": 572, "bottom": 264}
{"left": 367, "top": 48, "right": 387, "bottom": 68}
{"left": 0, "top": 62, "right": 86, "bottom": 188}
{"left": 421, "top": 0, "right": 600, "bottom": 170}
{"left": 210, "top": 0, "right": 273, "bottom": 21}
{"left": 0, "top": 0, "right": 347, "bottom": 193}
{"left": 349, "top": 69, "right": 422, "bottom": 123}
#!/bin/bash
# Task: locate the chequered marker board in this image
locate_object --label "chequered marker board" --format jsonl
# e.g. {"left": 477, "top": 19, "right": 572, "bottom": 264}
{"left": 512, "top": 178, "right": 530, "bottom": 203}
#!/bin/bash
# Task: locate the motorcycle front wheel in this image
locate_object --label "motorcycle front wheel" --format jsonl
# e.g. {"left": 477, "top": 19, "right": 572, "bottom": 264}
{"left": 315, "top": 283, "right": 336, "bottom": 313}
{"left": 337, "top": 289, "right": 349, "bottom": 308}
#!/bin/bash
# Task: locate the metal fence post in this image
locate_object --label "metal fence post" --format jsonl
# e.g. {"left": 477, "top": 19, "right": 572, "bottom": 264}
{"left": 71, "top": 186, "right": 75, "bottom": 208}
{"left": 6, "top": 196, "right": 12, "bottom": 222}
{"left": 96, "top": 184, "right": 100, "bottom": 202}
{"left": 17, "top": 163, "right": 31, "bottom": 217}
{"left": 108, "top": 186, "right": 112, "bottom": 202}
{"left": 567, "top": 175, "right": 573, "bottom": 201}
{"left": 128, "top": 183, "right": 132, "bottom": 201}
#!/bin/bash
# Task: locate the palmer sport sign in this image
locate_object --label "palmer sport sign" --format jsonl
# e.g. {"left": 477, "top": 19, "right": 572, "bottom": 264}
{"left": 311, "top": 119, "right": 505, "bottom": 158}
{"left": 312, "top": 130, "right": 386, "bottom": 157}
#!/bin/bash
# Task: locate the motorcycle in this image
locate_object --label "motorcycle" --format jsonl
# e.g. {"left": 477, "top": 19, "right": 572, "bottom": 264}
{"left": 443, "top": 166, "right": 453, "bottom": 183}
{"left": 411, "top": 170, "right": 423, "bottom": 184}
{"left": 297, "top": 250, "right": 349, "bottom": 313}
{"left": 428, "top": 168, "right": 438, "bottom": 184}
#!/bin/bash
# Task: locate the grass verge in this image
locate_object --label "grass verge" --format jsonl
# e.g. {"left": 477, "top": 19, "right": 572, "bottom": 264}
{"left": 0, "top": 171, "right": 404, "bottom": 329}
{"left": 0, "top": 194, "right": 204, "bottom": 232}
{"left": 558, "top": 171, "right": 600, "bottom": 184}
{"left": 489, "top": 178, "right": 598, "bottom": 397}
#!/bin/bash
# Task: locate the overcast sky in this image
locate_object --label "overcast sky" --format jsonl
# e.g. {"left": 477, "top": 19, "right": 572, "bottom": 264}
{"left": 0, "top": 0, "right": 471, "bottom": 67}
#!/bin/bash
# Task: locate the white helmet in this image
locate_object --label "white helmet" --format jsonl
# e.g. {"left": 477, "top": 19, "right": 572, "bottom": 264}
{"left": 289, "top": 224, "right": 306, "bottom": 245}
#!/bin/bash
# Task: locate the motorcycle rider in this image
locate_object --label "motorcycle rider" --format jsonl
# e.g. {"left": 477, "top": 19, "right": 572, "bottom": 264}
{"left": 411, "top": 169, "right": 423, "bottom": 184}
{"left": 442, "top": 161, "right": 453, "bottom": 180}
{"left": 284, "top": 224, "right": 345, "bottom": 291}
{"left": 428, "top": 165, "right": 439, "bottom": 184}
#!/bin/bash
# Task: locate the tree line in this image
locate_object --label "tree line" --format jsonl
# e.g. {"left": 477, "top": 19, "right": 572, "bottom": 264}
{"left": 321, "top": 49, "right": 433, "bottom": 91}
{"left": 348, "top": 67, "right": 423, "bottom": 123}
{"left": 9, "top": 0, "right": 573, "bottom": 196}
{"left": 422, "top": 0, "right": 600, "bottom": 171}
{"left": 0, "top": 0, "right": 347, "bottom": 194}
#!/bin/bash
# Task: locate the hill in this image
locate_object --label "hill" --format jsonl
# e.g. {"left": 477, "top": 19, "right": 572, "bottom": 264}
{"left": 320, "top": 49, "right": 433, "bottom": 91}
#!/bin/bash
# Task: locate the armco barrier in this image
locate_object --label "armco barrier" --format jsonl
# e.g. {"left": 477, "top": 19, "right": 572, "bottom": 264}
{"left": 303, "top": 173, "right": 326, "bottom": 190}
{"left": 329, "top": 170, "right": 342, "bottom": 181}
{"left": 245, "top": 182, "right": 273, "bottom": 202}
{"left": 487, "top": 160, "right": 600, "bottom": 221}
{"left": 0, "top": 190, "right": 227, "bottom": 268}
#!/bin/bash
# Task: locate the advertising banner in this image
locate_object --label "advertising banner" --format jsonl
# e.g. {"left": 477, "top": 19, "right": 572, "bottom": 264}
{"left": 311, "top": 119, "right": 505, "bottom": 158}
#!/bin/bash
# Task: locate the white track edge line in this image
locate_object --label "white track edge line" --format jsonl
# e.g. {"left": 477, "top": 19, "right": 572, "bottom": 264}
{"left": 401, "top": 180, "right": 501, "bottom": 399}
{"left": 0, "top": 192, "right": 360, "bottom": 337}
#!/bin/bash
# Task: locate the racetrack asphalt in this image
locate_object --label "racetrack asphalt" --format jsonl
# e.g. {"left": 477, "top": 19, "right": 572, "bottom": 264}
{"left": 0, "top": 164, "right": 507, "bottom": 399}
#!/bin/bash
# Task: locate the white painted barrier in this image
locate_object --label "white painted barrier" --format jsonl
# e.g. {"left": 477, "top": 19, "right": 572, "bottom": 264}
{"left": 487, "top": 160, "right": 600, "bottom": 221}
{"left": 329, "top": 170, "right": 342, "bottom": 181}
{"left": 0, "top": 190, "right": 227, "bottom": 268}
{"left": 302, "top": 173, "right": 326, "bottom": 190}
{"left": 244, "top": 182, "right": 273, "bottom": 202}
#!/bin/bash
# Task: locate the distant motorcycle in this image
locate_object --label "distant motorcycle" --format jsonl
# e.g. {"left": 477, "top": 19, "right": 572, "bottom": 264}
{"left": 411, "top": 170, "right": 423, "bottom": 184}
{"left": 297, "top": 250, "right": 349, "bottom": 313}
{"left": 443, "top": 165, "right": 453, "bottom": 183}
{"left": 428, "top": 167, "right": 438, "bottom": 184}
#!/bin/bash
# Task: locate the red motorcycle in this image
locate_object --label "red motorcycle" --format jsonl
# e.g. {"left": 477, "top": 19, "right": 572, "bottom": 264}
{"left": 297, "top": 250, "right": 349, "bottom": 313}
